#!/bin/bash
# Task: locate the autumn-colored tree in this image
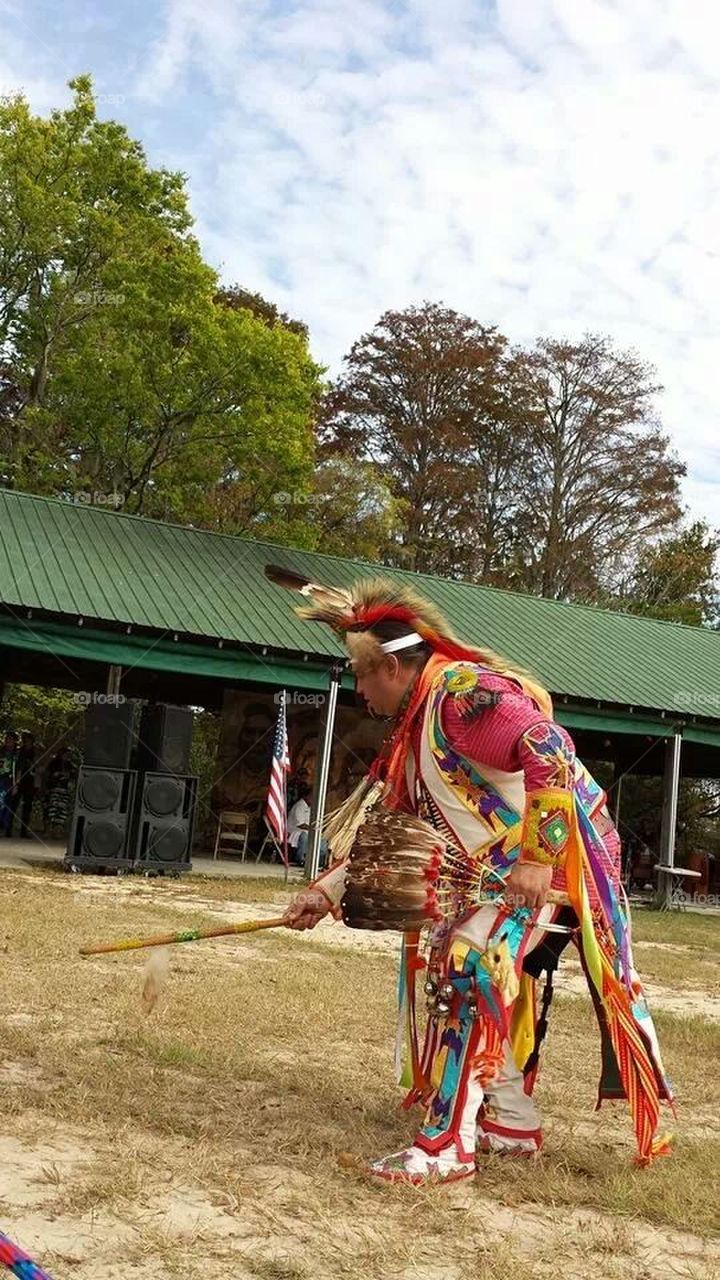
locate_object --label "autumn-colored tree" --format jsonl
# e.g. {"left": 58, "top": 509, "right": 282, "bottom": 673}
{"left": 319, "top": 303, "right": 534, "bottom": 575}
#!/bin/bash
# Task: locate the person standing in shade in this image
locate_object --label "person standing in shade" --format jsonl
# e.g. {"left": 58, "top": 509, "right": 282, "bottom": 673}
{"left": 0, "top": 729, "right": 18, "bottom": 837}
{"left": 8, "top": 730, "right": 37, "bottom": 838}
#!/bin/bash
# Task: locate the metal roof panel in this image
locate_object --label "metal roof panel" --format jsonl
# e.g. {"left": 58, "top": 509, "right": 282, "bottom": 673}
{"left": 1, "top": 489, "right": 718, "bottom": 721}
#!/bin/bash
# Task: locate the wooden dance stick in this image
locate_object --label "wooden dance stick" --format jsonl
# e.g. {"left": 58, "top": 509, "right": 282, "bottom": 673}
{"left": 79, "top": 916, "right": 287, "bottom": 957}
{"left": 79, "top": 889, "right": 572, "bottom": 956}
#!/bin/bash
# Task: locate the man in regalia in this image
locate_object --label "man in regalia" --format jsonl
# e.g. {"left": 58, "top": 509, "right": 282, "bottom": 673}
{"left": 268, "top": 568, "right": 673, "bottom": 1185}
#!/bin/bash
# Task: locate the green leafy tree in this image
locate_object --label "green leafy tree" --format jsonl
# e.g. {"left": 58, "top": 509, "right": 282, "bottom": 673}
{"left": 43, "top": 264, "right": 320, "bottom": 528}
{"left": 303, "top": 457, "right": 407, "bottom": 562}
{"left": 0, "top": 684, "right": 82, "bottom": 764}
{"left": 0, "top": 75, "right": 192, "bottom": 490}
{"left": 618, "top": 521, "right": 720, "bottom": 626}
{"left": 0, "top": 78, "right": 322, "bottom": 534}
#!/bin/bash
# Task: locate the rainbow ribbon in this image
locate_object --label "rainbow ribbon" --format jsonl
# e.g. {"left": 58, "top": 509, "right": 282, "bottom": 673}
{"left": 0, "top": 1231, "right": 55, "bottom": 1280}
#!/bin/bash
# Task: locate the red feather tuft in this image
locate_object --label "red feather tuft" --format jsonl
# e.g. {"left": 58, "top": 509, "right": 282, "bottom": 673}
{"left": 351, "top": 603, "right": 417, "bottom": 628}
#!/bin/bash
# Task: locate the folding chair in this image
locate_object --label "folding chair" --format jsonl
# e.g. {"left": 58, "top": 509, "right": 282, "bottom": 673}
{"left": 212, "top": 810, "right": 250, "bottom": 862}
{"left": 256, "top": 827, "right": 285, "bottom": 864}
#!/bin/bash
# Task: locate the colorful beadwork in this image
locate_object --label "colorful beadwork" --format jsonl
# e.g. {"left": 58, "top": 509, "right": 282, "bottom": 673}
{"left": 444, "top": 665, "right": 499, "bottom": 720}
{"left": 446, "top": 669, "right": 478, "bottom": 695}
{"left": 520, "top": 789, "right": 573, "bottom": 866}
{"left": 520, "top": 722, "right": 576, "bottom": 788}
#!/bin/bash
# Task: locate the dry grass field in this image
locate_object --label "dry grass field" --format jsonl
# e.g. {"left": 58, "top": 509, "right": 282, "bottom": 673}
{"left": 0, "top": 865, "right": 718, "bottom": 1280}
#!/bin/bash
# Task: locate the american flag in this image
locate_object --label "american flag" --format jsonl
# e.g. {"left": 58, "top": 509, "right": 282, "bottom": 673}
{"left": 265, "top": 690, "right": 290, "bottom": 866}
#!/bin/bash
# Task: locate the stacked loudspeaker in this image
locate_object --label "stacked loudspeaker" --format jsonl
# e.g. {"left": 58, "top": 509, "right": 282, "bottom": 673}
{"left": 133, "top": 704, "right": 197, "bottom": 876}
{"left": 66, "top": 701, "right": 137, "bottom": 872}
{"left": 66, "top": 702, "right": 197, "bottom": 875}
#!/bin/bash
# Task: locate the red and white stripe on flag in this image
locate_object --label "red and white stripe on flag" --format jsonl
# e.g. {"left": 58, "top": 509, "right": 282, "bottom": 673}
{"left": 265, "top": 691, "right": 290, "bottom": 860}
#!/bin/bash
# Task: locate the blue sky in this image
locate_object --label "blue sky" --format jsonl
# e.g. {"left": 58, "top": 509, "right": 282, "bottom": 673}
{"left": 2, "top": 0, "right": 720, "bottom": 525}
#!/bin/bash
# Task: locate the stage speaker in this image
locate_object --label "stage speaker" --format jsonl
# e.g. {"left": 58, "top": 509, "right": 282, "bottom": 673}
{"left": 133, "top": 772, "right": 197, "bottom": 874}
{"left": 137, "top": 704, "right": 193, "bottom": 775}
{"left": 83, "top": 701, "right": 135, "bottom": 770}
{"left": 65, "top": 766, "right": 137, "bottom": 871}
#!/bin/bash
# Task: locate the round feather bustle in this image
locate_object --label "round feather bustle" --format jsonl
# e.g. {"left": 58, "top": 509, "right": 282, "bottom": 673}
{"left": 342, "top": 808, "right": 449, "bottom": 931}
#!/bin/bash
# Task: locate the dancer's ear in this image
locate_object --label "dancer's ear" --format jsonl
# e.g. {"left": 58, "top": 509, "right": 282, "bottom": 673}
{"left": 383, "top": 653, "right": 401, "bottom": 681}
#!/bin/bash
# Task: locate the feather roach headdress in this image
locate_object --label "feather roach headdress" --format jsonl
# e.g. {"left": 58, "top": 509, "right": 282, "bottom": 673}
{"left": 263, "top": 563, "right": 552, "bottom": 717}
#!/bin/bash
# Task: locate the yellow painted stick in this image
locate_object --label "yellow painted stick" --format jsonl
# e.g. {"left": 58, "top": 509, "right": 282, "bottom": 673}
{"left": 79, "top": 888, "right": 572, "bottom": 957}
{"left": 79, "top": 916, "right": 287, "bottom": 957}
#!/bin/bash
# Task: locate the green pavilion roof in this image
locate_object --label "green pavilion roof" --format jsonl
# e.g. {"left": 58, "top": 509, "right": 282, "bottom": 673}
{"left": 0, "top": 488, "right": 718, "bottom": 722}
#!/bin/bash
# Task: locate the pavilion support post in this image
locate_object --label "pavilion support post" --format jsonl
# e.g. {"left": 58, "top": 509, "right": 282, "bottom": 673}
{"left": 305, "top": 662, "right": 343, "bottom": 883}
{"left": 654, "top": 731, "right": 682, "bottom": 910}
{"left": 106, "top": 665, "right": 122, "bottom": 697}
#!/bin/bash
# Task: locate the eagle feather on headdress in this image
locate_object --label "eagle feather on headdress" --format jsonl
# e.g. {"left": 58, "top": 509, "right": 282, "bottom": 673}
{"left": 264, "top": 563, "right": 354, "bottom": 630}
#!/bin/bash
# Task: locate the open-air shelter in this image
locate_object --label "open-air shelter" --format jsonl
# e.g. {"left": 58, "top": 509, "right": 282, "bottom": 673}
{"left": 1, "top": 489, "right": 719, "bottom": 894}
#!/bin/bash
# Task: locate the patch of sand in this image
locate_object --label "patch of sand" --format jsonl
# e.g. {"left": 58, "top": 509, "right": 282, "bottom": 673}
{"left": 445, "top": 1186, "right": 720, "bottom": 1280}
{"left": 0, "top": 1130, "right": 135, "bottom": 1278}
{"left": 0, "top": 1095, "right": 716, "bottom": 1280}
{"left": 0, "top": 1059, "right": 50, "bottom": 1090}
{"left": 0, "top": 1121, "right": 263, "bottom": 1279}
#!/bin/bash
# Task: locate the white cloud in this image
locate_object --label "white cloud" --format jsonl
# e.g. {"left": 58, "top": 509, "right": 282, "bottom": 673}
{"left": 0, "top": 2, "right": 70, "bottom": 113}
{"left": 4, "top": 0, "right": 720, "bottom": 525}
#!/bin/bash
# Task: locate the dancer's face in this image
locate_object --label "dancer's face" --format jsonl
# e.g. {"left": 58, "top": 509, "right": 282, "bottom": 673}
{"left": 355, "top": 655, "right": 415, "bottom": 717}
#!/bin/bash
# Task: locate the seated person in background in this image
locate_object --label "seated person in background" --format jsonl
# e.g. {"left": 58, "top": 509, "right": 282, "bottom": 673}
{"left": 287, "top": 788, "right": 310, "bottom": 865}
{"left": 287, "top": 783, "right": 328, "bottom": 869}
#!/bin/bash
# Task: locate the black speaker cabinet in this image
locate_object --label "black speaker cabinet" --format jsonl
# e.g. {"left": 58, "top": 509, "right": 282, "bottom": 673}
{"left": 133, "top": 772, "right": 197, "bottom": 874}
{"left": 137, "top": 704, "right": 193, "bottom": 775}
{"left": 65, "top": 766, "right": 137, "bottom": 871}
{"left": 83, "top": 701, "right": 135, "bottom": 770}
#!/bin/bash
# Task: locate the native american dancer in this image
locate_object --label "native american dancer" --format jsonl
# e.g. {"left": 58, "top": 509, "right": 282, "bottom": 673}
{"left": 270, "top": 568, "right": 674, "bottom": 1185}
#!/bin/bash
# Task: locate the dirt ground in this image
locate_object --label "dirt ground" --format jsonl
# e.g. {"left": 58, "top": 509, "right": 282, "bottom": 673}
{"left": 0, "top": 867, "right": 718, "bottom": 1280}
